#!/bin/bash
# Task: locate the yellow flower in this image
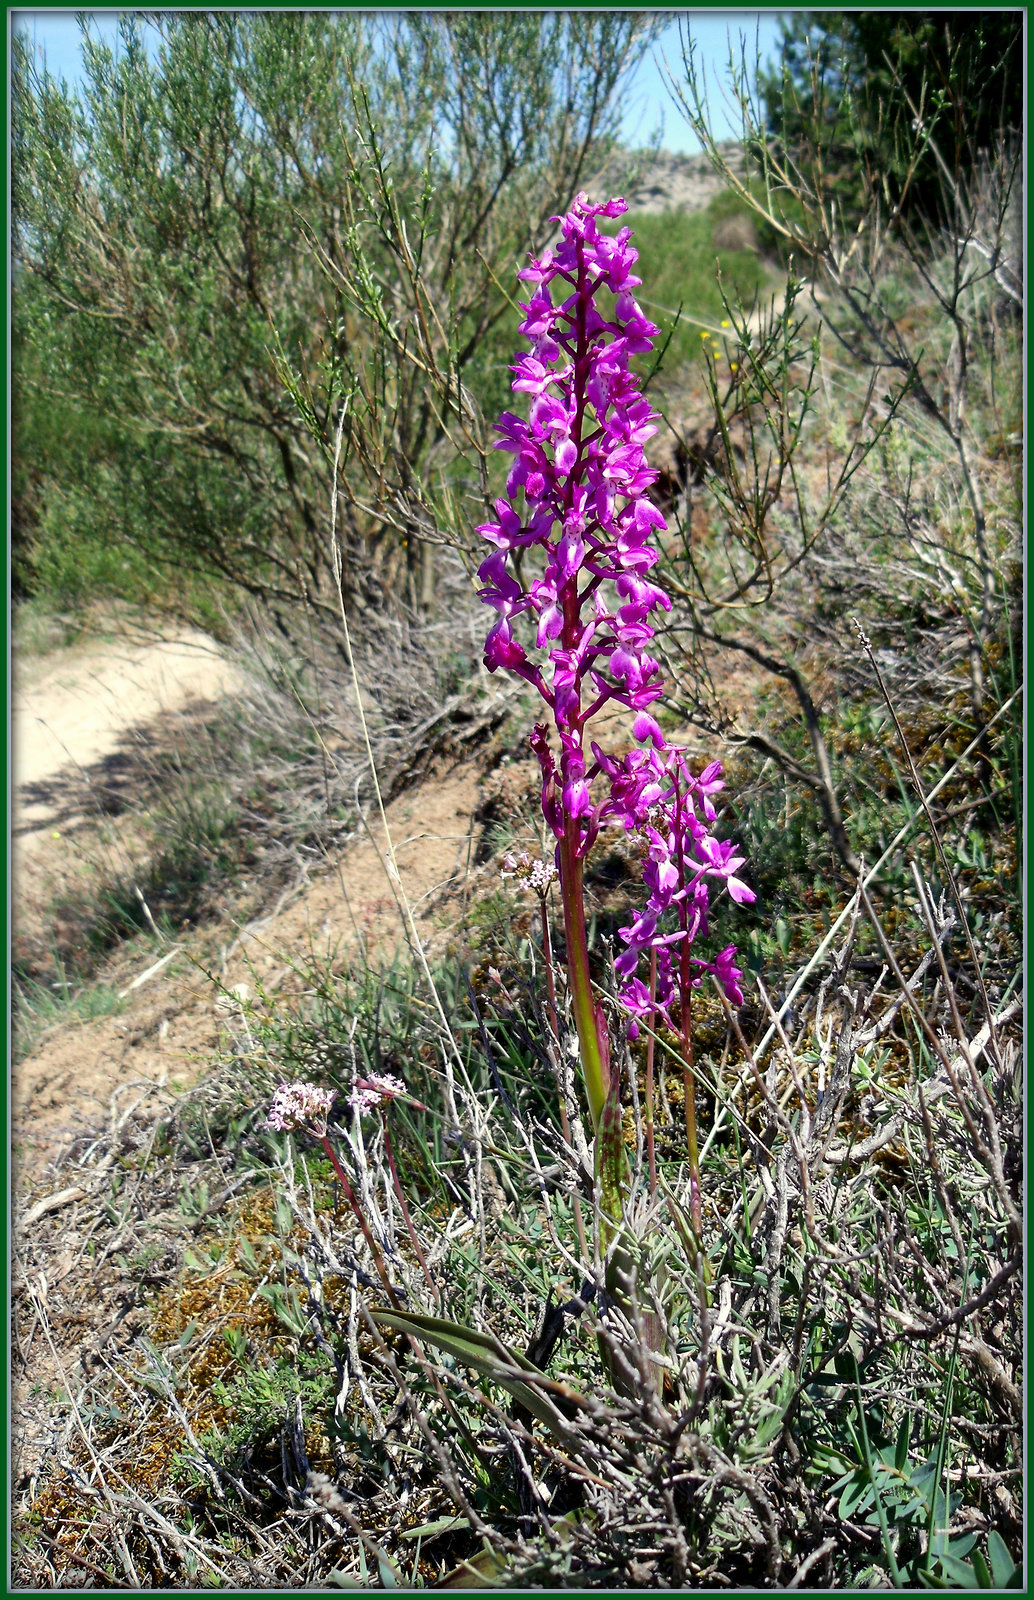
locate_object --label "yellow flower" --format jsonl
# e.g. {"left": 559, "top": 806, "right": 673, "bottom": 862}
{"left": 700, "top": 330, "right": 711, "bottom": 340}
{"left": 720, "top": 319, "right": 731, "bottom": 329}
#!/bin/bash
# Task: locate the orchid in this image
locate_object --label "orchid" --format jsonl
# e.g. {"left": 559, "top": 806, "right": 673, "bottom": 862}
{"left": 477, "top": 193, "right": 676, "bottom": 1130}
{"left": 479, "top": 193, "right": 755, "bottom": 1250}
{"left": 476, "top": 193, "right": 761, "bottom": 1292}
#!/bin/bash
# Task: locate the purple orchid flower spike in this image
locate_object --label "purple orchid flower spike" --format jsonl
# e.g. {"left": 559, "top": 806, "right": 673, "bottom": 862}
{"left": 477, "top": 194, "right": 755, "bottom": 1223}
{"left": 476, "top": 193, "right": 677, "bottom": 1128}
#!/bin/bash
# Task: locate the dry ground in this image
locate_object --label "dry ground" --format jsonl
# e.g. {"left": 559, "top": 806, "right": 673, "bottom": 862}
{"left": 10, "top": 613, "right": 761, "bottom": 1521}
{"left": 9, "top": 622, "right": 526, "bottom": 1511}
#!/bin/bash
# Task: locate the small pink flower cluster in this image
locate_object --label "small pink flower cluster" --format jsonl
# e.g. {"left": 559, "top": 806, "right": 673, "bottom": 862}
{"left": 500, "top": 850, "right": 558, "bottom": 894}
{"left": 594, "top": 746, "right": 755, "bottom": 1028}
{"left": 265, "top": 1082, "right": 336, "bottom": 1136}
{"left": 348, "top": 1074, "right": 407, "bottom": 1115}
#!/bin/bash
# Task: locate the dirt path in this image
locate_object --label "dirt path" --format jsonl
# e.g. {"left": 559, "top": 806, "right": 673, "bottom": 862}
{"left": 12, "top": 627, "right": 247, "bottom": 849}
{"left": 12, "top": 627, "right": 241, "bottom": 1157}
{"left": 11, "top": 623, "right": 511, "bottom": 1182}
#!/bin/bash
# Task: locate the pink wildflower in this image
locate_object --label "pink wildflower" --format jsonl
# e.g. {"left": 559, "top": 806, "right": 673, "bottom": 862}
{"left": 266, "top": 1082, "right": 336, "bottom": 1137}
{"left": 349, "top": 1074, "right": 428, "bottom": 1115}
{"left": 501, "top": 851, "right": 558, "bottom": 893}
{"left": 479, "top": 194, "right": 756, "bottom": 1113}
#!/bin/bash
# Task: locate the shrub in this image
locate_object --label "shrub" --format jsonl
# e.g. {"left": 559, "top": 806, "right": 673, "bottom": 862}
{"left": 758, "top": 13, "right": 1023, "bottom": 232}
{"left": 12, "top": 11, "right": 664, "bottom": 618}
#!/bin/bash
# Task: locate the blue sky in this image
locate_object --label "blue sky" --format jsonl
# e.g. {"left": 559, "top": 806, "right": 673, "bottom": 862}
{"left": 621, "top": 12, "right": 786, "bottom": 151}
{"left": 10, "top": 8, "right": 787, "bottom": 156}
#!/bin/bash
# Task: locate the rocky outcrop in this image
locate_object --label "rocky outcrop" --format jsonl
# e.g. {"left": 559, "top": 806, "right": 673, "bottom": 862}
{"left": 603, "top": 143, "right": 747, "bottom": 215}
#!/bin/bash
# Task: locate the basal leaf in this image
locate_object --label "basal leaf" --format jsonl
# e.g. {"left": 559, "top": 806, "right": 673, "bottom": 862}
{"left": 371, "top": 1308, "right": 586, "bottom": 1446}
{"left": 986, "top": 1530, "right": 1021, "bottom": 1589}
{"left": 594, "top": 1060, "right": 626, "bottom": 1235}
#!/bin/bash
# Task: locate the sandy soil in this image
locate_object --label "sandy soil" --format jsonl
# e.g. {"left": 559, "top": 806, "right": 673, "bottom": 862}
{"left": 12, "top": 628, "right": 247, "bottom": 848}
{"left": 10, "top": 623, "right": 518, "bottom": 1183}
{"left": 10, "top": 619, "right": 528, "bottom": 1515}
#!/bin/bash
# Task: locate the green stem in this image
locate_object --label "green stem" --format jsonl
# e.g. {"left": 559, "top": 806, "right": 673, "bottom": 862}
{"left": 540, "top": 889, "right": 588, "bottom": 1264}
{"left": 558, "top": 829, "right": 608, "bottom": 1130}
{"left": 645, "top": 948, "right": 658, "bottom": 1196}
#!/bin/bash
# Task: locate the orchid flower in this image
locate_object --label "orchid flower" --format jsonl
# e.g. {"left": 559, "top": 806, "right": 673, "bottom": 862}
{"left": 478, "top": 194, "right": 755, "bottom": 1241}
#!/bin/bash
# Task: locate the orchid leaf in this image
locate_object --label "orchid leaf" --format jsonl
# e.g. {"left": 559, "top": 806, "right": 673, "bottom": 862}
{"left": 437, "top": 1543, "right": 508, "bottom": 1588}
{"left": 399, "top": 1514, "right": 466, "bottom": 1541}
{"left": 371, "top": 1308, "right": 587, "bottom": 1445}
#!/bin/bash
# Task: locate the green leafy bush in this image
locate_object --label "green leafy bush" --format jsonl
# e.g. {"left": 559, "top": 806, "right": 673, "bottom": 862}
{"left": 12, "top": 11, "right": 663, "bottom": 618}
{"left": 602, "top": 192, "right": 774, "bottom": 380}
{"left": 759, "top": 13, "right": 1023, "bottom": 230}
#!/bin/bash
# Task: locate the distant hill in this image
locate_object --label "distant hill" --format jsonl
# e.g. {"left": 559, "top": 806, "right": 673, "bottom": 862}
{"left": 605, "top": 143, "right": 746, "bottom": 214}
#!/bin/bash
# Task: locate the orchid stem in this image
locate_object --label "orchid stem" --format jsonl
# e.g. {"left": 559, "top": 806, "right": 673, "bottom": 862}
{"left": 646, "top": 947, "right": 658, "bottom": 1197}
{"left": 540, "top": 889, "right": 589, "bottom": 1265}
{"left": 558, "top": 832, "right": 608, "bottom": 1131}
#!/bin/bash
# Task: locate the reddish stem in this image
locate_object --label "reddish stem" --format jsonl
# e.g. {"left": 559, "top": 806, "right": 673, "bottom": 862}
{"left": 319, "top": 1134, "right": 400, "bottom": 1309}
{"left": 539, "top": 889, "right": 560, "bottom": 1044}
{"left": 382, "top": 1117, "right": 438, "bottom": 1308}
